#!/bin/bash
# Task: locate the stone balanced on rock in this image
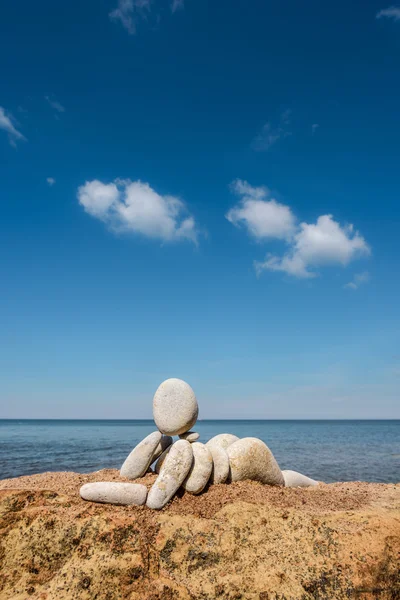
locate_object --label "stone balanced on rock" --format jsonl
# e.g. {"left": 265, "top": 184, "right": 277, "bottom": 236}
{"left": 80, "top": 377, "right": 319, "bottom": 509}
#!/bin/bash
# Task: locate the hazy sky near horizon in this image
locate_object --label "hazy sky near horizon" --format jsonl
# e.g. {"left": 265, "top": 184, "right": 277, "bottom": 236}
{"left": 1, "top": 0, "right": 399, "bottom": 419}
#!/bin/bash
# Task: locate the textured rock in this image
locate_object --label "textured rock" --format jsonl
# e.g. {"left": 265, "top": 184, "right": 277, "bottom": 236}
{"left": 153, "top": 378, "right": 198, "bottom": 435}
{"left": 283, "top": 470, "right": 319, "bottom": 488}
{"left": 147, "top": 439, "right": 193, "bottom": 509}
{"left": 80, "top": 482, "right": 147, "bottom": 506}
{"left": 120, "top": 431, "right": 162, "bottom": 479}
{"left": 179, "top": 431, "right": 200, "bottom": 442}
{"left": 154, "top": 445, "right": 172, "bottom": 474}
{"left": 152, "top": 435, "right": 173, "bottom": 462}
{"left": 207, "top": 444, "right": 230, "bottom": 484}
{"left": 206, "top": 433, "right": 239, "bottom": 450}
{"left": 183, "top": 442, "right": 213, "bottom": 494}
{"left": 227, "top": 437, "right": 284, "bottom": 486}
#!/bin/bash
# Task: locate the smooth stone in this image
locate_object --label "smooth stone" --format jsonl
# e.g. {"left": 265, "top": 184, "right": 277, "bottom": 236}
{"left": 207, "top": 444, "right": 229, "bottom": 484}
{"left": 80, "top": 482, "right": 147, "bottom": 506}
{"left": 206, "top": 433, "right": 239, "bottom": 451}
{"left": 283, "top": 470, "right": 319, "bottom": 488}
{"left": 154, "top": 445, "right": 172, "bottom": 474}
{"left": 183, "top": 442, "right": 213, "bottom": 494}
{"left": 120, "top": 431, "right": 162, "bottom": 479}
{"left": 152, "top": 435, "right": 173, "bottom": 462}
{"left": 147, "top": 440, "right": 193, "bottom": 509}
{"left": 227, "top": 437, "right": 284, "bottom": 486}
{"left": 153, "top": 378, "right": 198, "bottom": 436}
{"left": 179, "top": 431, "right": 200, "bottom": 442}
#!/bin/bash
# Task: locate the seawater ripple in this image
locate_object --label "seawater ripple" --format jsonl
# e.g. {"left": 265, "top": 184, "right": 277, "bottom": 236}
{"left": 0, "top": 419, "right": 399, "bottom": 483}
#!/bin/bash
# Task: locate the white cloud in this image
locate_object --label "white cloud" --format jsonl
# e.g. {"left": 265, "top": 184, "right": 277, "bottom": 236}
{"left": 227, "top": 180, "right": 371, "bottom": 279}
{"left": 45, "top": 96, "right": 65, "bottom": 113}
{"left": 109, "top": 0, "right": 151, "bottom": 34}
{"left": 344, "top": 271, "right": 370, "bottom": 290}
{"left": 226, "top": 179, "right": 296, "bottom": 241}
{"left": 251, "top": 110, "right": 292, "bottom": 152}
{"left": 0, "top": 106, "right": 26, "bottom": 147}
{"left": 171, "top": 0, "right": 184, "bottom": 11}
{"left": 376, "top": 6, "right": 400, "bottom": 21}
{"left": 255, "top": 215, "right": 371, "bottom": 278}
{"left": 77, "top": 178, "right": 198, "bottom": 243}
{"left": 46, "top": 177, "right": 56, "bottom": 186}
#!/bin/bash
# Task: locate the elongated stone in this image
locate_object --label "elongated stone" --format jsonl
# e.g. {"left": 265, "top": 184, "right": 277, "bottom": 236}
{"left": 120, "top": 431, "right": 162, "bottom": 480}
{"left": 283, "top": 470, "right": 319, "bottom": 488}
{"left": 206, "top": 433, "right": 239, "bottom": 451}
{"left": 227, "top": 438, "right": 284, "bottom": 486}
{"left": 147, "top": 440, "right": 193, "bottom": 509}
{"left": 183, "top": 442, "right": 213, "bottom": 494}
{"left": 179, "top": 431, "right": 200, "bottom": 442}
{"left": 153, "top": 378, "right": 198, "bottom": 435}
{"left": 154, "top": 445, "right": 172, "bottom": 474}
{"left": 80, "top": 482, "right": 147, "bottom": 506}
{"left": 207, "top": 444, "right": 229, "bottom": 484}
{"left": 152, "top": 435, "right": 173, "bottom": 462}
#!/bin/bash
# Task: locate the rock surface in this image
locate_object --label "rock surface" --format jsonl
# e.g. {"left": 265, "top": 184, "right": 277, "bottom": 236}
{"left": 1, "top": 470, "right": 399, "bottom": 600}
{"left": 154, "top": 445, "right": 172, "bottom": 474}
{"left": 152, "top": 435, "right": 173, "bottom": 462}
{"left": 206, "top": 433, "right": 239, "bottom": 450}
{"left": 80, "top": 481, "right": 147, "bottom": 506}
{"left": 153, "top": 378, "right": 198, "bottom": 435}
{"left": 227, "top": 437, "right": 284, "bottom": 486}
{"left": 179, "top": 431, "right": 200, "bottom": 442}
{"left": 120, "top": 431, "right": 162, "bottom": 480}
{"left": 283, "top": 469, "right": 319, "bottom": 488}
{"left": 147, "top": 440, "right": 193, "bottom": 509}
{"left": 207, "top": 444, "right": 230, "bottom": 484}
{"left": 183, "top": 442, "right": 213, "bottom": 494}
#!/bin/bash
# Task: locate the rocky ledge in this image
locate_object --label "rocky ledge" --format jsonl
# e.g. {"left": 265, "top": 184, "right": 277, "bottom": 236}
{"left": 0, "top": 470, "right": 399, "bottom": 600}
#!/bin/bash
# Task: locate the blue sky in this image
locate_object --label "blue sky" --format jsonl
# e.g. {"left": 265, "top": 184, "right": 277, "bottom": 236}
{"left": 1, "top": 0, "right": 399, "bottom": 418}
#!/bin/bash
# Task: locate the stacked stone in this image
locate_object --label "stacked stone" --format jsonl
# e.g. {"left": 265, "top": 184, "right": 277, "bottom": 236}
{"left": 80, "top": 377, "right": 318, "bottom": 510}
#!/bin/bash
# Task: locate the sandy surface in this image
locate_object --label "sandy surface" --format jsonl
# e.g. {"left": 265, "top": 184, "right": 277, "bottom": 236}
{"left": 0, "top": 470, "right": 399, "bottom": 599}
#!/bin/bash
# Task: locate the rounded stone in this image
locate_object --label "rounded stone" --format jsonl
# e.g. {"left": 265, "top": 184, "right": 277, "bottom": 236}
{"left": 227, "top": 437, "right": 284, "bottom": 486}
{"left": 183, "top": 442, "right": 213, "bottom": 494}
{"left": 152, "top": 435, "right": 173, "bottom": 462}
{"left": 207, "top": 444, "right": 229, "bottom": 484}
{"left": 153, "top": 378, "right": 198, "bottom": 436}
{"left": 283, "top": 470, "right": 319, "bottom": 488}
{"left": 80, "top": 482, "right": 147, "bottom": 506}
{"left": 154, "top": 445, "right": 172, "bottom": 474}
{"left": 120, "top": 431, "right": 162, "bottom": 480}
{"left": 206, "top": 433, "right": 239, "bottom": 451}
{"left": 147, "top": 440, "right": 193, "bottom": 509}
{"left": 179, "top": 431, "right": 200, "bottom": 442}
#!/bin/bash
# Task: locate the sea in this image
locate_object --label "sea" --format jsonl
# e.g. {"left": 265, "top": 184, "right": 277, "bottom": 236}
{"left": 0, "top": 419, "right": 399, "bottom": 483}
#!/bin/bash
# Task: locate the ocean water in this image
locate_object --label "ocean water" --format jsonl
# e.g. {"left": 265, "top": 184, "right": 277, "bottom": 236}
{"left": 0, "top": 419, "right": 399, "bottom": 483}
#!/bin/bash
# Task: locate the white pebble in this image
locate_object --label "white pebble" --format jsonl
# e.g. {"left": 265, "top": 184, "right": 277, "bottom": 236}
{"left": 147, "top": 439, "right": 193, "bottom": 509}
{"left": 283, "top": 470, "right": 319, "bottom": 488}
{"left": 183, "top": 442, "right": 213, "bottom": 494}
{"left": 80, "top": 482, "right": 147, "bottom": 506}
{"left": 153, "top": 378, "right": 198, "bottom": 435}
{"left": 120, "top": 431, "right": 161, "bottom": 479}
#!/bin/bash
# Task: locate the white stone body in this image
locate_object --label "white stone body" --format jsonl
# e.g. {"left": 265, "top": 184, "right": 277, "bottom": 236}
{"left": 120, "top": 431, "right": 162, "bottom": 479}
{"left": 80, "top": 482, "right": 147, "bottom": 506}
{"left": 227, "top": 437, "right": 284, "bottom": 486}
{"left": 283, "top": 470, "right": 319, "bottom": 488}
{"left": 147, "top": 439, "right": 194, "bottom": 509}
{"left": 153, "top": 378, "right": 198, "bottom": 435}
{"left": 183, "top": 442, "right": 213, "bottom": 494}
{"left": 153, "top": 435, "right": 173, "bottom": 461}
{"left": 206, "top": 433, "right": 239, "bottom": 451}
{"left": 155, "top": 445, "right": 172, "bottom": 474}
{"left": 179, "top": 431, "right": 200, "bottom": 442}
{"left": 206, "top": 444, "right": 230, "bottom": 484}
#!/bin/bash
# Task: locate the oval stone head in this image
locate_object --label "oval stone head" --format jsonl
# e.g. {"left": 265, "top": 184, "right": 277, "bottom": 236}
{"left": 153, "top": 378, "right": 198, "bottom": 436}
